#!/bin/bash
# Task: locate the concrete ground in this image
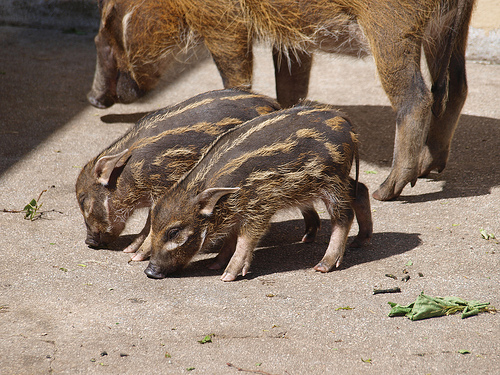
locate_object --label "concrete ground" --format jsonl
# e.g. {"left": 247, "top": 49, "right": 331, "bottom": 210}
{"left": 0, "top": 16, "right": 499, "bottom": 375}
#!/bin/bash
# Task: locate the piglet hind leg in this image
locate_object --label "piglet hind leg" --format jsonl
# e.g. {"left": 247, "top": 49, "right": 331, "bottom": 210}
{"left": 314, "top": 203, "right": 354, "bottom": 273}
{"left": 349, "top": 181, "right": 373, "bottom": 248}
{"left": 208, "top": 231, "right": 238, "bottom": 270}
{"left": 300, "top": 205, "right": 321, "bottom": 243}
{"left": 221, "top": 234, "right": 258, "bottom": 282}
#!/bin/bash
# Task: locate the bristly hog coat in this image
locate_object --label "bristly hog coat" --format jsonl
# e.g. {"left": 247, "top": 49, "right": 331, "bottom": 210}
{"left": 146, "top": 104, "right": 373, "bottom": 281}
{"left": 88, "top": 0, "right": 476, "bottom": 201}
{"left": 75, "top": 89, "right": 283, "bottom": 260}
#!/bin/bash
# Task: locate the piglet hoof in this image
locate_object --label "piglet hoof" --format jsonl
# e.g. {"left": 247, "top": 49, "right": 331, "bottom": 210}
{"left": 208, "top": 261, "right": 224, "bottom": 270}
{"left": 123, "top": 245, "right": 138, "bottom": 253}
{"left": 301, "top": 233, "right": 316, "bottom": 243}
{"left": 313, "top": 262, "right": 332, "bottom": 273}
{"left": 130, "top": 251, "right": 149, "bottom": 262}
{"left": 220, "top": 272, "right": 238, "bottom": 282}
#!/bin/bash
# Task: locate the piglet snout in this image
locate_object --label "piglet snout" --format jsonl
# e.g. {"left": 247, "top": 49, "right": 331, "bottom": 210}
{"left": 144, "top": 263, "right": 167, "bottom": 279}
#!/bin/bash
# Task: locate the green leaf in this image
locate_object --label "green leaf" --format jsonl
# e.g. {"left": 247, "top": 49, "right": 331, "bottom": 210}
{"left": 164, "top": 351, "right": 172, "bottom": 358}
{"left": 187, "top": 367, "right": 195, "bottom": 371}
{"left": 361, "top": 358, "right": 372, "bottom": 363}
{"left": 405, "top": 260, "right": 413, "bottom": 266}
{"left": 198, "top": 334, "right": 214, "bottom": 344}
{"left": 458, "top": 350, "right": 471, "bottom": 354}
{"left": 388, "top": 292, "right": 495, "bottom": 320}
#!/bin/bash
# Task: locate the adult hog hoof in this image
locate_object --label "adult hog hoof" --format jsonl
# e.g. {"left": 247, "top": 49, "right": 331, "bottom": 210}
{"left": 372, "top": 185, "right": 400, "bottom": 201}
{"left": 418, "top": 150, "right": 447, "bottom": 178}
{"left": 144, "top": 263, "right": 167, "bottom": 279}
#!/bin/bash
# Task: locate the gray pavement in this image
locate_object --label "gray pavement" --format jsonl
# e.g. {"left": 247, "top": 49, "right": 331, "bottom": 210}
{"left": 0, "top": 20, "right": 499, "bottom": 375}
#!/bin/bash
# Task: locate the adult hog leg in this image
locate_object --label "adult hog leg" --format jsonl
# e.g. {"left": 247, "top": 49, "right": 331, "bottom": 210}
{"left": 366, "top": 20, "right": 432, "bottom": 201}
{"left": 418, "top": 3, "right": 472, "bottom": 177}
{"left": 273, "top": 48, "right": 313, "bottom": 108}
{"left": 349, "top": 180, "right": 373, "bottom": 248}
{"left": 205, "top": 33, "right": 253, "bottom": 90}
{"left": 314, "top": 202, "right": 354, "bottom": 273}
{"left": 87, "top": 37, "right": 116, "bottom": 109}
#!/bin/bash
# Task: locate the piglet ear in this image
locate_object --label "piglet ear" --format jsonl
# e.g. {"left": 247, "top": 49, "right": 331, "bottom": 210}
{"left": 196, "top": 187, "right": 240, "bottom": 216}
{"left": 93, "top": 149, "right": 130, "bottom": 186}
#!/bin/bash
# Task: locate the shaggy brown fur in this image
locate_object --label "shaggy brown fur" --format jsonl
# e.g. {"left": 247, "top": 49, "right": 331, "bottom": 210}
{"left": 88, "top": 0, "right": 475, "bottom": 202}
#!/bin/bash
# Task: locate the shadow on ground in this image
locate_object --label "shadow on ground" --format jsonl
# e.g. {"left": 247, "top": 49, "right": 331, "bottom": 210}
{"left": 0, "top": 27, "right": 208, "bottom": 175}
{"left": 140, "top": 219, "right": 421, "bottom": 280}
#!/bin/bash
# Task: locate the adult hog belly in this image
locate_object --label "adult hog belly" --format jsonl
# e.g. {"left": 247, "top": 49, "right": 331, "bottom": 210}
{"left": 88, "top": 0, "right": 476, "bottom": 201}
{"left": 146, "top": 104, "right": 373, "bottom": 281}
{"left": 75, "top": 89, "right": 282, "bottom": 261}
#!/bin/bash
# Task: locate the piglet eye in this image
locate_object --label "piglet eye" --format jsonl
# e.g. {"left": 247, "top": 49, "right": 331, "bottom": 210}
{"left": 164, "top": 228, "right": 181, "bottom": 242}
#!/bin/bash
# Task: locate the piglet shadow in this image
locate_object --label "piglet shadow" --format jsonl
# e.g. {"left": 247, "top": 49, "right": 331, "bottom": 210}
{"left": 177, "top": 219, "right": 421, "bottom": 279}
{"left": 100, "top": 112, "right": 151, "bottom": 124}
{"left": 86, "top": 234, "right": 139, "bottom": 252}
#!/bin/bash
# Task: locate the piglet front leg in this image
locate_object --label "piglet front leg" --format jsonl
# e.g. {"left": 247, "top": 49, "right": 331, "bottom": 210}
{"left": 124, "top": 211, "right": 152, "bottom": 261}
{"left": 221, "top": 234, "right": 258, "bottom": 282}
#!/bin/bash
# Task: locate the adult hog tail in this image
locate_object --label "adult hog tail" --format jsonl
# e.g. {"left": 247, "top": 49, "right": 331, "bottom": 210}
{"left": 428, "top": 0, "right": 474, "bottom": 118}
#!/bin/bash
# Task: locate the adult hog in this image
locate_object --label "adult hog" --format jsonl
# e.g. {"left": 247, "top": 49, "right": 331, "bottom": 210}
{"left": 145, "top": 104, "right": 373, "bottom": 281}
{"left": 76, "top": 89, "right": 284, "bottom": 260}
{"left": 88, "top": 0, "right": 476, "bottom": 201}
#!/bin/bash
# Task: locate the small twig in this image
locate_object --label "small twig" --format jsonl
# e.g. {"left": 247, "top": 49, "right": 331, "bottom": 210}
{"left": 2, "top": 189, "right": 62, "bottom": 220}
{"left": 2, "top": 209, "right": 23, "bottom": 213}
{"left": 227, "top": 362, "right": 281, "bottom": 375}
{"left": 373, "top": 287, "right": 401, "bottom": 295}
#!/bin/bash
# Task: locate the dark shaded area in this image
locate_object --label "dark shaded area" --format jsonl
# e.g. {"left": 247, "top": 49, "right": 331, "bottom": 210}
{"left": 0, "top": 26, "right": 209, "bottom": 175}
{"left": 0, "top": 27, "right": 95, "bottom": 173}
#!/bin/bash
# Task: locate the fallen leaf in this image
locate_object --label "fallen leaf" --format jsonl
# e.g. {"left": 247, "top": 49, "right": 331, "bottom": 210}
{"left": 335, "top": 306, "right": 354, "bottom": 311}
{"left": 198, "top": 334, "right": 214, "bottom": 344}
